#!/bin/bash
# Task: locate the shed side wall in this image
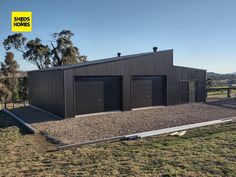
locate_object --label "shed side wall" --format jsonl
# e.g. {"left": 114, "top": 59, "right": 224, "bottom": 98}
{"left": 28, "top": 70, "right": 64, "bottom": 117}
{"left": 169, "top": 67, "right": 206, "bottom": 105}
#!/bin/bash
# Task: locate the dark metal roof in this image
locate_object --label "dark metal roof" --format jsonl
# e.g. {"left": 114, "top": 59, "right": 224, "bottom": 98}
{"left": 28, "top": 50, "right": 171, "bottom": 73}
{"left": 173, "top": 65, "right": 207, "bottom": 71}
{"left": 28, "top": 49, "right": 206, "bottom": 73}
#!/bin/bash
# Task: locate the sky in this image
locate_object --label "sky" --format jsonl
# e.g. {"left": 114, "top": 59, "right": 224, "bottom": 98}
{"left": 1, "top": 0, "right": 236, "bottom": 73}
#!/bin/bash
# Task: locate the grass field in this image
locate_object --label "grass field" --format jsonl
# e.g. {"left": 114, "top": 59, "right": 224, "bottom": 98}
{"left": 0, "top": 111, "right": 236, "bottom": 177}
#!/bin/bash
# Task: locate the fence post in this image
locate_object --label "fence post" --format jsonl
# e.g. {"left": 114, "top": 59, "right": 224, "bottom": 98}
{"left": 227, "top": 88, "right": 231, "bottom": 98}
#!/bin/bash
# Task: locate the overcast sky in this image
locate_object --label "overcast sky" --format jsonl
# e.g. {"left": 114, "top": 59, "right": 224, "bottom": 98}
{"left": 1, "top": 0, "right": 236, "bottom": 73}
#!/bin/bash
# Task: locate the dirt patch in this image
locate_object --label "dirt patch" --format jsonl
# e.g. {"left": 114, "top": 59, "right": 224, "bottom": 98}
{"left": 31, "top": 103, "right": 236, "bottom": 144}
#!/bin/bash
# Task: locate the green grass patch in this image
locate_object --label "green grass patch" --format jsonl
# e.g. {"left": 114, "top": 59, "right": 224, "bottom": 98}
{"left": 0, "top": 111, "right": 236, "bottom": 176}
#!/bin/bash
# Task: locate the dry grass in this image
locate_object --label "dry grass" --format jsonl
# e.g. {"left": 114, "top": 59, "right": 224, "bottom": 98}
{"left": 0, "top": 111, "right": 236, "bottom": 177}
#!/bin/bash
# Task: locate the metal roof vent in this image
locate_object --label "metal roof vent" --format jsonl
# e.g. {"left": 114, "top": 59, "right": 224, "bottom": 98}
{"left": 153, "top": 47, "right": 158, "bottom": 52}
{"left": 117, "top": 52, "right": 121, "bottom": 57}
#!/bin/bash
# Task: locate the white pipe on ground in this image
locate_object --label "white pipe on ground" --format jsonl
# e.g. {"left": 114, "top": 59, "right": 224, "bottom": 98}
{"left": 125, "top": 117, "right": 235, "bottom": 138}
{"left": 3, "top": 108, "right": 236, "bottom": 150}
{"left": 58, "top": 117, "right": 235, "bottom": 150}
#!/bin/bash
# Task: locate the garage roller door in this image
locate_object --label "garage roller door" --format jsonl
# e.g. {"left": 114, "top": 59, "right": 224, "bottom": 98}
{"left": 132, "top": 76, "right": 165, "bottom": 108}
{"left": 75, "top": 77, "right": 122, "bottom": 115}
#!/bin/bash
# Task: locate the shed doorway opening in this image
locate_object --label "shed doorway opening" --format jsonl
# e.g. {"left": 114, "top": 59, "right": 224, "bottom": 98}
{"left": 131, "top": 76, "right": 166, "bottom": 109}
{"left": 74, "top": 76, "right": 122, "bottom": 115}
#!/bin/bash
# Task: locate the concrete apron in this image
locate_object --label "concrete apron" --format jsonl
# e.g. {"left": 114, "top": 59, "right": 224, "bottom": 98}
{"left": 3, "top": 108, "right": 36, "bottom": 134}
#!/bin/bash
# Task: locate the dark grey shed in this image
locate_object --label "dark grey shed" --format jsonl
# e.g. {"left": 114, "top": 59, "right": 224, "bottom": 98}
{"left": 28, "top": 49, "right": 206, "bottom": 118}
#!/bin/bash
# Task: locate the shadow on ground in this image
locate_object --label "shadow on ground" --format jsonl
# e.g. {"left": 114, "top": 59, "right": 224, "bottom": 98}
{"left": 206, "top": 98, "right": 236, "bottom": 110}
{"left": 0, "top": 111, "right": 31, "bottom": 135}
{"left": 10, "top": 107, "right": 61, "bottom": 124}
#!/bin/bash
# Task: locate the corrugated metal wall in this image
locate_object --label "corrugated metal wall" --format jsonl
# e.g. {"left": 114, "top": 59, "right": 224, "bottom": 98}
{"left": 28, "top": 70, "right": 64, "bottom": 117}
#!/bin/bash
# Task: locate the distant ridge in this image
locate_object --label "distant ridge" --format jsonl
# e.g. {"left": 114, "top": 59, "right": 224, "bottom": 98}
{"left": 207, "top": 72, "right": 236, "bottom": 79}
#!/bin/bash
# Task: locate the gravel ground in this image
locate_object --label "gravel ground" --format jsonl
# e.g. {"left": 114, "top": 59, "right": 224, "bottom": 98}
{"left": 29, "top": 103, "right": 236, "bottom": 144}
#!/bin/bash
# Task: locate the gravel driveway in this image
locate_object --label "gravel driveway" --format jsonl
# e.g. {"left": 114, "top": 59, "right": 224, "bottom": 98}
{"left": 30, "top": 103, "right": 236, "bottom": 144}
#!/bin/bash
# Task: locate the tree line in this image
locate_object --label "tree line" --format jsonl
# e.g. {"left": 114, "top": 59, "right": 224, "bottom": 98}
{"left": 0, "top": 30, "right": 87, "bottom": 108}
{"left": 0, "top": 52, "right": 27, "bottom": 108}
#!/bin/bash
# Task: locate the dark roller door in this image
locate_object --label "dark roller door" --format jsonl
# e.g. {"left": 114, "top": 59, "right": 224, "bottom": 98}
{"left": 75, "top": 81, "right": 104, "bottom": 115}
{"left": 74, "top": 77, "right": 122, "bottom": 115}
{"left": 132, "top": 79, "right": 153, "bottom": 108}
{"left": 132, "top": 76, "right": 165, "bottom": 108}
{"left": 180, "top": 81, "right": 189, "bottom": 103}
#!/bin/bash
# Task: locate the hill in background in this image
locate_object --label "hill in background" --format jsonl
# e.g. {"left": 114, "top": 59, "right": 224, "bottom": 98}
{"left": 207, "top": 72, "right": 236, "bottom": 80}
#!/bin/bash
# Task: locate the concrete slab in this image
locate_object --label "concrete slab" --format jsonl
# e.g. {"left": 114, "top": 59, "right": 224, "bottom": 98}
{"left": 10, "top": 106, "right": 60, "bottom": 124}
{"left": 3, "top": 109, "right": 36, "bottom": 134}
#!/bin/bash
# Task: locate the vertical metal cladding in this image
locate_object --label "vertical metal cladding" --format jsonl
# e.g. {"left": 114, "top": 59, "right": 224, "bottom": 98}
{"left": 28, "top": 70, "right": 64, "bottom": 117}
{"left": 28, "top": 50, "right": 206, "bottom": 118}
